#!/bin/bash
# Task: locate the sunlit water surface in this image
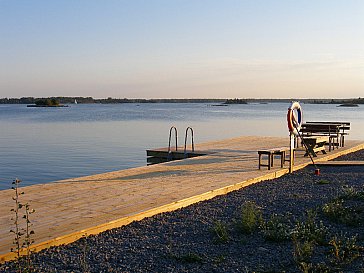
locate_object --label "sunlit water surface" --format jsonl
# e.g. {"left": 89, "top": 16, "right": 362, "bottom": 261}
{"left": 0, "top": 103, "right": 363, "bottom": 190}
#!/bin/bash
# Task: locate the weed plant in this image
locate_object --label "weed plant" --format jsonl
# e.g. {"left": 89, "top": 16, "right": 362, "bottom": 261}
{"left": 10, "top": 178, "right": 24, "bottom": 270}
{"left": 170, "top": 252, "right": 203, "bottom": 263}
{"left": 212, "top": 254, "right": 225, "bottom": 265}
{"left": 211, "top": 221, "right": 229, "bottom": 243}
{"left": 237, "top": 201, "right": 263, "bottom": 234}
{"left": 263, "top": 213, "right": 292, "bottom": 242}
{"left": 322, "top": 199, "right": 361, "bottom": 226}
{"left": 178, "top": 252, "right": 203, "bottom": 263}
{"left": 296, "top": 261, "right": 330, "bottom": 273}
{"left": 23, "top": 203, "right": 35, "bottom": 271}
{"left": 10, "top": 178, "right": 35, "bottom": 273}
{"left": 293, "top": 235, "right": 315, "bottom": 263}
{"left": 329, "top": 233, "right": 360, "bottom": 265}
{"left": 316, "top": 179, "right": 330, "bottom": 185}
{"left": 339, "top": 186, "right": 364, "bottom": 201}
{"left": 322, "top": 186, "right": 364, "bottom": 226}
{"left": 293, "top": 210, "right": 328, "bottom": 245}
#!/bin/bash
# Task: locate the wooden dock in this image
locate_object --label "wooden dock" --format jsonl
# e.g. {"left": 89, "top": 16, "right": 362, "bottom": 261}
{"left": 146, "top": 148, "right": 211, "bottom": 165}
{"left": 1, "top": 136, "right": 363, "bottom": 262}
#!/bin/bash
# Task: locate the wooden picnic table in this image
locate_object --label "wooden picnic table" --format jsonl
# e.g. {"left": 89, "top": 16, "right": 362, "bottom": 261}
{"left": 304, "top": 121, "right": 350, "bottom": 147}
{"left": 302, "top": 136, "right": 328, "bottom": 157}
{"left": 301, "top": 123, "right": 341, "bottom": 151}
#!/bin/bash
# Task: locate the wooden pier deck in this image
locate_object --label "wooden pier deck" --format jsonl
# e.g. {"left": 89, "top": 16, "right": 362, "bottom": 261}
{"left": 1, "top": 136, "right": 363, "bottom": 262}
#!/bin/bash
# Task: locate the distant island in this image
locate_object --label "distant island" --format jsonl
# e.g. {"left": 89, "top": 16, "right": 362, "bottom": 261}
{"left": 309, "top": 98, "right": 363, "bottom": 105}
{"left": 337, "top": 103, "right": 359, "bottom": 107}
{"left": 223, "top": 98, "right": 248, "bottom": 104}
{"left": 27, "top": 98, "right": 68, "bottom": 107}
{"left": 0, "top": 96, "right": 363, "bottom": 105}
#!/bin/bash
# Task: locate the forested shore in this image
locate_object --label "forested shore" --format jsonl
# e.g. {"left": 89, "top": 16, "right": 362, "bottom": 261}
{"left": 0, "top": 97, "right": 363, "bottom": 104}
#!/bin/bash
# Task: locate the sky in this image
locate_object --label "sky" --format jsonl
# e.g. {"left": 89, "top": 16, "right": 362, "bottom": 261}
{"left": 0, "top": 0, "right": 363, "bottom": 99}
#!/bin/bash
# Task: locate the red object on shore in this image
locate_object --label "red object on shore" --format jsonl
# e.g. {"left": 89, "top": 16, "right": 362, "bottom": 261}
{"left": 315, "top": 169, "right": 320, "bottom": 175}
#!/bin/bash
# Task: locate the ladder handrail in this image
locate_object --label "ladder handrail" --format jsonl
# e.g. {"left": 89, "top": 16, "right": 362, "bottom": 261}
{"left": 168, "top": 126, "right": 178, "bottom": 153}
{"left": 184, "top": 127, "right": 194, "bottom": 155}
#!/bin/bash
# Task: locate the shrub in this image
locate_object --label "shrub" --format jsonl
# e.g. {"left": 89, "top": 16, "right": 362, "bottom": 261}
{"left": 322, "top": 199, "right": 361, "bottom": 226}
{"left": 263, "top": 213, "right": 292, "bottom": 242}
{"left": 339, "top": 186, "right": 364, "bottom": 201}
{"left": 171, "top": 252, "right": 203, "bottom": 263}
{"left": 316, "top": 179, "right": 330, "bottom": 185}
{"left": 293, "top": 236, "right": 315, "bottom": 263}
{"left": 296, "top": 262, "right": 330, "bottom": 273}
{"left": 293, "top": 210, "right": 328, "bottom": 245}
{"left": 237, "top": 201, "right": 263, "bottom": 234}
{"left": 329, "top": 233, "right": 360, "bottom": 265}
{"left": 211, "top": 221, "right": 229, "bottom": 243}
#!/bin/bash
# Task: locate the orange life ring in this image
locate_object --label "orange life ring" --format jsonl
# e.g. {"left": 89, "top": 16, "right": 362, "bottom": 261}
{"left": 287, "top": 101, "right": 302, "bottom": 135}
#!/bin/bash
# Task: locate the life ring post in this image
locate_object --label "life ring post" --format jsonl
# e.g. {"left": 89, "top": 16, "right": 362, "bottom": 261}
{"left": 287, "top": 101, "right": 303, "bottom": 136}
{"left": 287, "top": 101, "right": 303, "bottom": 173}
{"left": 289, "top": 132, "right": 295, "bottom": 173}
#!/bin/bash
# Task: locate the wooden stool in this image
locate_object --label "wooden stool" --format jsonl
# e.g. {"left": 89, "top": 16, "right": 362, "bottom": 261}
{"left": 258, "top": 147, "right": 290, "bottom": 170}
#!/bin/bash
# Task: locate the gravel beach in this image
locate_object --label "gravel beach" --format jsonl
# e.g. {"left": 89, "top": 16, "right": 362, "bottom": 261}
{"left": 1, "top": 150, "right": 364, "bottom": 273}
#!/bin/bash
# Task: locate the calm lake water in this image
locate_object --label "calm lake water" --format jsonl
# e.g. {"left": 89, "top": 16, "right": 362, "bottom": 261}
{"left": 0, "top": 103, "right": 363, "bottom": 190}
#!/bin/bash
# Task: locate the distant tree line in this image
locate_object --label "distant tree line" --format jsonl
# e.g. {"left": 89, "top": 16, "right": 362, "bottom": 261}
{"left": 0, "top": 97, "right": 363, "bottom": 104}
{"left": 224, "top": 98, "right": 248, "bottom": 104}
{"left": 0, "top": 97, "right": 94, "bottom": 104}
{"left": 308, "top": 98, "right": 364, "bottom": 104}
{"left": 0, "top": 97, "right": 225, "bottom": 104}
{"left": 93, "top": 98, "right": 227, "bottom": 103}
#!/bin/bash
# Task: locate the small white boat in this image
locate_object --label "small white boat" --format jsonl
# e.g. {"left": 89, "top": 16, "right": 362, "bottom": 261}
{"left": 74, "top": 99, "right": 78, "bottom": 104}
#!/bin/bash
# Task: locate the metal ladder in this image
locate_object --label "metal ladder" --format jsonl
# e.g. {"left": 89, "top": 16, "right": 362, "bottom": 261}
{"left": 184, "top": 127, "right": 194, "bottom": 158}
{"left": 167, "top": 126, "right": 178, "bottom": 160}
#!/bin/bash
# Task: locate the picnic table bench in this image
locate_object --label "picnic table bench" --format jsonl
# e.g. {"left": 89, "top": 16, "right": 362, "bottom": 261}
{"left": 300, "top": 123, "right": 345, "bottom": 151}
{"left": 303, "top": 121, "right": 350, "bottom": 147}
{"left": 258, "top": 147, "right": 291, "bottom": 170}
{"left": 302, "top": 136, "right": 328, "bottom": 157}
